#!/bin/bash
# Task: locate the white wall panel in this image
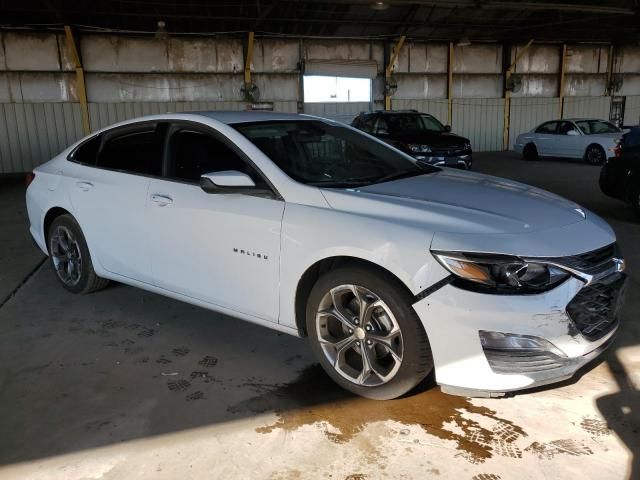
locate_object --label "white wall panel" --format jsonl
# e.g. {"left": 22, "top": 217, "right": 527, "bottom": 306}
{"left": 0, "top": 103, "right": 83, "bottom": 173}
{"left": 303, "top": 102, "right": 369, "bottom": 124}
{"left": 452, "top": 98, "right": 504, "bottom": 152}
{"left": 562, "top": 96, "right": 611, "bottom": 119}
{"left": 509, "top": 97, "right": 560, "bottom": 148}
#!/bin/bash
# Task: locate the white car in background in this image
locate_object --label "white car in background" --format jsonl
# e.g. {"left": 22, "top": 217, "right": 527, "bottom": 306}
{"left": 26, "top": 112, "right": 626, "bottom": 399}
{"left": 514, "top": 118, "right": 623, "bottom": 165}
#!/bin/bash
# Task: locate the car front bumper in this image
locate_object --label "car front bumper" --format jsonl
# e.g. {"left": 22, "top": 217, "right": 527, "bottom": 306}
{"left": 413, "top": 267, "right": 626, "bottom": 397}
{"left": 415, "top": 153, "right": 472, "bottom": 170}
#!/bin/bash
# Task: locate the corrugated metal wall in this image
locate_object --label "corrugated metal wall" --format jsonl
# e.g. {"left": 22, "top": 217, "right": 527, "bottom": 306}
{"left": 88, "top": 100, "right": 298, "bottom": 130}
{"left": 624, "top": 95, "right": 640, "bottom": 126}
{"left": 0, "top": 103, "right": 83, "bottom": 173}
{"left": 508, "top": 97, "right": 560, "bottom": 148}
{"left": 562, "top": 96, "right": 611, "bottom": 119}
{"left": 0, "top": 101, "right": 299, "bottom": 173}
{"left": 303, "top": 102, "right": 370, "bottom": 123}
{"left": 452, "top": 98, "right": 505, "bottom": 152}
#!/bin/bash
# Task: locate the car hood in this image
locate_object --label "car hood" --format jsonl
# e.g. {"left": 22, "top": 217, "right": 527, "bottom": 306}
{"left": 390, "top": 130, "right": 468, "bottom": 147}
{"left": 320, "top": 169, "right": 615, "bottom": 256}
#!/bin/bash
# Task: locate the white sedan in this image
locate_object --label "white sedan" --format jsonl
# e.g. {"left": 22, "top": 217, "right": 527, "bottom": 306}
{"left": 26, "top": 111, "right": 626, "bottom": 399}
{"left": 514, "top": 118, "right": 623, "bottom": 165}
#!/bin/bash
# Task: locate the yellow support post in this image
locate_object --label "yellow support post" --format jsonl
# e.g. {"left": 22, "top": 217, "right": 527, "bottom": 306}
{"left": 64, "top": 25, "right": 90, "bottom": 135}
{"left": 244, "top": 31, "right": 255, "bottom": 86}
{"left": 447, "top": 42, "right": 453, "bottom": 126}
{"left": 384, "top": 35, "right": 406, "bottom": 111}
{"left": 503, "top": 39, "right": 534, "bottom": 150}
{"left": 559, "top": 44, "right": 567, "bottom": 119}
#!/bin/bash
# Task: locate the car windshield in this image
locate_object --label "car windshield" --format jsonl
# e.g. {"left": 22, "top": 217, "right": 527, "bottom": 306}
{"left": 575, "top": 120, "right": 621, "bottom": 135}
{"left": 385, "top": 114, "right": 446, "bottom": 133}
{"left": 233, "top": 120, "right": 436, "bottom": 187}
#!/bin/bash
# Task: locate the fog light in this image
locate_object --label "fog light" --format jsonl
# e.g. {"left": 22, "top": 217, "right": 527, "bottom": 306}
{"left": 479, "top": 331, "right": 565, "bottom": 357}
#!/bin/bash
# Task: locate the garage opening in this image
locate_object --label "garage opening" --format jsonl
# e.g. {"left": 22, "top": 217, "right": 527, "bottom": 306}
{"left": 303, "top": 75, "right": 371, "bottom": 103}
{"left": 302, "top": 58, "right": 377, "bottom": 123}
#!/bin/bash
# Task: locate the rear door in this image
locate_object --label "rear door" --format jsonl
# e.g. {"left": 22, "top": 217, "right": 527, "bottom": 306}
{"left": 146, "top": 123, "right": 285, "bottom": 321}
{"left": 68, "top": 122, "right": 166, "bottom": 284}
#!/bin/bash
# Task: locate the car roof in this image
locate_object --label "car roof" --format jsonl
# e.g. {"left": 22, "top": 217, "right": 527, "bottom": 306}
{"left": 542, "top": 118, "right": 607, "bottom": 123}
{"left": 183, "top": 110, "right": 319, "bottom": 124}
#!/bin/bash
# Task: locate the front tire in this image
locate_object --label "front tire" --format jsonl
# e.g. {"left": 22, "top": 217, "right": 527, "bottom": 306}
{"left": 47, "top": 214, "right": 110, "bottom": 294}
{"left": 523, "top": 143, "right": 539, "bottom": 161}
{"left": 585, "top": 145, "right": 605, "bottom": 165}
{"left": 305, "top": 265, "right": 433, "bottom": 400}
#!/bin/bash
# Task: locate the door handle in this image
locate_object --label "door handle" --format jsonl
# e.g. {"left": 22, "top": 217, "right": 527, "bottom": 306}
{"left": 76, "top": 181, "right": 93, "bottom": 191}
{"left": 150, "top": 194, "right": 173, "bottom": 206}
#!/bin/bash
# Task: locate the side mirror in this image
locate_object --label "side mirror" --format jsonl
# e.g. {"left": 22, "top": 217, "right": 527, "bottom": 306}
{"left": 567, "top": 129, "right": 580, "bottom": 136}
{"left": 444, "top": 125, "right": 452, "bottom": 132}
{"left": 200, "top": 170, "right": 255, "bottom": 194}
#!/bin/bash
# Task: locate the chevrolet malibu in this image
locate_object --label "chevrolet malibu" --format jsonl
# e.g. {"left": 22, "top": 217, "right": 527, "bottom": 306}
{"left": 26, "top": 112, "right": 627, "bottom": 399}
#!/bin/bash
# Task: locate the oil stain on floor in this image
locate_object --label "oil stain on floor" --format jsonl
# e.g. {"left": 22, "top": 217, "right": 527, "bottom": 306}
{"left": 230, "top": 365, "right": 528, "bottom": 464}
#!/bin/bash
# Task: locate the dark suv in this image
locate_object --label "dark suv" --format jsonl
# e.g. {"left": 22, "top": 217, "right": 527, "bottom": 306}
{"left": 351, "top": 110, "right": 472, "bottom": 169}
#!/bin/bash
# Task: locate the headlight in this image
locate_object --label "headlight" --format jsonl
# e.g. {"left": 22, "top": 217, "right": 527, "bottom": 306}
{"left": 432, "top": 251, "right": 570, "bottom": 293}
{"left": 408, "top": 144, "right": 432, "bottom": 153}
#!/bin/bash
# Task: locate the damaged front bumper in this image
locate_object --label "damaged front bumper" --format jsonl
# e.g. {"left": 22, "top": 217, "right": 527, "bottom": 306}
{"left": 413, "top": 268, "right": 626, "bottom": 397}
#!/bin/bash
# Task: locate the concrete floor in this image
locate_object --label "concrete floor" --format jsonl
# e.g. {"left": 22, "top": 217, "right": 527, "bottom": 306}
{"left": 0, "top": 152, "right": 638, "bottom": 480}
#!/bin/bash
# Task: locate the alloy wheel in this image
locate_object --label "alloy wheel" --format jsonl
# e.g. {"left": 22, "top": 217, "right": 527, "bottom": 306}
{"left": 315, "top": 284, "right": 404, "bottom": 387}
{"left": 586, "top": 147, "right": 604, "bottom": 165}
{"left": 50, "top": 225, "right": 83, "bottom": 286}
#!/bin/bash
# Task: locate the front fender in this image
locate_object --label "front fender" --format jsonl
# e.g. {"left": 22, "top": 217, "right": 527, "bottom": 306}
{"left": 278, "top": 203, "right": 449, "bottom": 329}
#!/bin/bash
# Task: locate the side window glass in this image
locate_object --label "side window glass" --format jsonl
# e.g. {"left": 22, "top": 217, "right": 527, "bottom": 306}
{"left": 375, "top": 118, "right": 390, "bottom": 135}
{"left": 558, "top": 122, "right": 576, "bottom": 135}
{"left": 167, "top": 130, "right": 267, "bottom": 188}
{"left": 71, "top": 135, "right": 101, "bottom": 165}
{"left": 97, "top": 126, "right": 164, "bottom": 176}
{"left": 536, "top": 122, "right": 558, "bottom": 134}
{"left": 361, "top": 116, "right": 376, "bottom": 133}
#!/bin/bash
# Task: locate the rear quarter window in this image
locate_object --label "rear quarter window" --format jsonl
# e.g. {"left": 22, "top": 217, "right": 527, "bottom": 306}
{"left": 69, "top": 135, "right": 101, "bottom": 165}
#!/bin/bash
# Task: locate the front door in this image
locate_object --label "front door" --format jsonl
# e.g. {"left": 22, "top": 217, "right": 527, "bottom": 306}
{"left": 147, "top": 125, "right": 285, "bottom": 322}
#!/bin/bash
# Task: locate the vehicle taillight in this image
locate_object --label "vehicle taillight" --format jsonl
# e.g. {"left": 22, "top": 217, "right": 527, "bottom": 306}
{"left": 614, "top": 143, "right": 622, "bottom": 157}
{"left": 25, "top": 172, "right": 36, "bottom": 188}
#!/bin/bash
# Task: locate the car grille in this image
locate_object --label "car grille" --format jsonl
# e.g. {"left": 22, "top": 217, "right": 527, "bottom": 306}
{"left": 557, "top": 243, "right": 617, "bottom": 271}
{"left": 484, "top": 350, "right": 565, "bottom": 374}
{"left": 566, "top": 273, "right": 626, "bottom": 341}
{"left": 430, "top": 146, "right": 467, "bottom": 156}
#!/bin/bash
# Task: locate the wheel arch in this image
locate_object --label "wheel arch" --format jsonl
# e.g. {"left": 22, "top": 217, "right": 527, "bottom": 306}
{"left": 294, "top": 255, "right": 415, "bottom": 337}
{"left": 43, "top": 206, "right": 72, "bottom": 244}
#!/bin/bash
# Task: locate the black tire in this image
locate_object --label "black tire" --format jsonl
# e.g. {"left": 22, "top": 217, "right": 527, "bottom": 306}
{"left": 585, "top": 144, "right": 605, "bottom": 166}
{"left": 47, "top": 214, "right": 110, "bottom": 294}
{"left": 305, "top": 264, "right": 433, "bottom": 400}
{"left": 523, "top": 143, "right": 538, "bottom": 161}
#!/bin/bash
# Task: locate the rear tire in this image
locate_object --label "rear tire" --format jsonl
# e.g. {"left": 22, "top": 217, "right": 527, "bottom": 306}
{"left": 47, "top": 214, "right": 110, "bottom": 294}
{"left": 305, "top": 264, "right": 433, "bottom": 400}
{"left": 585, "top": 145, "right": 605, "bottom": 165}
{"left": 523, "top": 143, "right": 538, "bottom": 161}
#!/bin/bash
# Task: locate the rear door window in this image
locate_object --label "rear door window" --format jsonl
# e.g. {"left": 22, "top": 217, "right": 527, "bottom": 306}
{"left": 70, "top": 135, "right": 101, "bottom": 165}
{"left": 97, "top": 124, "right": 165, "bottom": 176}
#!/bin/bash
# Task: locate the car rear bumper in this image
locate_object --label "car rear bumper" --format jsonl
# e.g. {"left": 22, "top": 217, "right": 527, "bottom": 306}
{"left": 412, "top": 267, "right": 626, "bottom": 397}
